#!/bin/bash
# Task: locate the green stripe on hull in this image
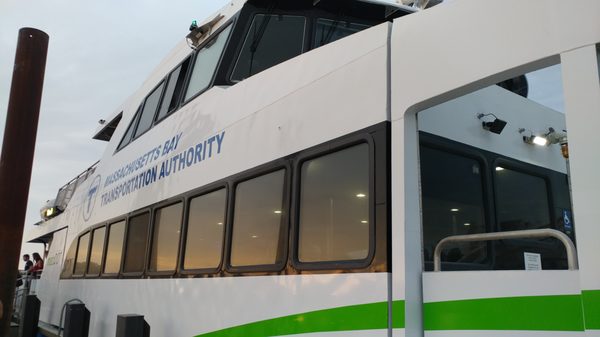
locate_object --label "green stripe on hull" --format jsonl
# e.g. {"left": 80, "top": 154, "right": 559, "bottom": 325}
{"left": 195, "top": 301, "right": 401, "bottom": 337}
{"left": 424, "top": 295, "right": 585, "bottom": 331}
{"left": 583, "top": 290, "right": 600, "bottom": 330}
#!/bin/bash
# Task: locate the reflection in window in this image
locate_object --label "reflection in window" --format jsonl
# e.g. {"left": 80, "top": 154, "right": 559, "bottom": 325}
{"left": 420, "top": 146, "right": 487, "bottom": 267}
{"left": 134, "top": 82, "right": 165, "bottom": 139}
{"left": 315, "top": 19, "right": 369, "bottom": 48}
{"left": 156, "top": 58, "right": 190, "bottom": 122}
{"left": 298, "top": 144, "right": 370, "bottom": 263}
{"left": 104, "top": 221, "right": 125, "bottom": 274}
{"left": 74, "top": 232, "right": 90, "bottom": 275}
{"left": 231, "top": 170, "right": 285, "bottom": 267}
{"left": 149, "top": 203, "right": 183, "bottom": 272}
{"left": 60, "top": 239, "right": 77, "bottom": 278}
{"left": 87, "top": 227, "right": 106, "bottom": 275}
{"left": 495, "top": 168, "right": 550, "bottom": 230}
{"left": 117, "top": 106, "right": 141, "bottom": 151}
{"left": 184, "top": 25, "right": 232, "bottom": 102}
{"left": 231, "top": 15, "right": 306, "bottom": 81}
{"left": 184, "top": 189, "right": 226, "bottom": 270}
{"left": 123, "top": 213, "right": 150, "bottom": 273}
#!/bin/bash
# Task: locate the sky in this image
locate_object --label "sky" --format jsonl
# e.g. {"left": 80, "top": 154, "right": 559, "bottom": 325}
{"left": 0, "top": 0, "right": 564, "bottom": 266}
{"left": 0, "top": 0, "right": 230, "bottom": 263}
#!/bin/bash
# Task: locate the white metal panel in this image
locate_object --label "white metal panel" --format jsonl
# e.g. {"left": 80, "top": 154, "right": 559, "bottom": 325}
{"left": 423, "top": 270, "right": 581, "bottom": 303}
{"left": 426, "top": 332, "right": 583, "bottom": 337}
{"left": 43, "top": 273, "right": 388, "bottom": 337}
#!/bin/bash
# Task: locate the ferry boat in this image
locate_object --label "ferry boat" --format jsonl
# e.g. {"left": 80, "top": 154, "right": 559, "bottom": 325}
{"left": 24, "top": 0, "right": 600, "bottom": 336}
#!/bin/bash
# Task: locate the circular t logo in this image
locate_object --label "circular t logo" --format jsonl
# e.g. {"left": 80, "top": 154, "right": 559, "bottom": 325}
{"left": 83, "top": 175, "right": 101, "bottom": 221}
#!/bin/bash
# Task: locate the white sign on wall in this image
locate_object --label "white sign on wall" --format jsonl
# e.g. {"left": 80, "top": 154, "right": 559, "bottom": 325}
{"left": 524, "top": 252, "right": 542, "bottom": 271}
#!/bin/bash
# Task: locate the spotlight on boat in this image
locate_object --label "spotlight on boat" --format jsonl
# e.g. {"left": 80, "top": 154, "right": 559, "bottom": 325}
{"left": 520, "top": 127, "right": 567, "bottom": 148}
{"left": 477, "top": 113, "right": 507, "bottom": 134}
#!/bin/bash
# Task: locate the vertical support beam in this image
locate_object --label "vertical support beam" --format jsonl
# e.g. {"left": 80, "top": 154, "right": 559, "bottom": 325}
{"left": 561, "top": 45, "right": 600, "bottom": 334}
{"left": 0, "top": 28, "right": 48, "bottom": 336}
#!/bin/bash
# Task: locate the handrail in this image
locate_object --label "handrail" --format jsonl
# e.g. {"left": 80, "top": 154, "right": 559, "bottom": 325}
{"left": 433, "top": 229, "right": 578, "bottom": 272}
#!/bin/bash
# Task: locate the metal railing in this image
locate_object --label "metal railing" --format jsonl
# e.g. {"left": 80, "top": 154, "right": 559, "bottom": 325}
{"left": 12, "top": 271, "right": 42, "bottom": 324}
{"left": 433, "top": 229, "right": 578, "bottom": 272}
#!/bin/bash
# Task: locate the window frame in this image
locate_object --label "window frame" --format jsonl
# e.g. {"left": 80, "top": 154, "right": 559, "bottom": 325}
{"left": 181, "top": 22, "right": 235, "bottom": 107}
{"left": 180, "top": 183, "right": 229, "bottom": 276}
{"left": 419, "top": 132, "right": 495, "bottom": 271}
{"left": 85, "top": 224, "right": 107, "bottom": 278}
{"left": 291, "top": 134, "right": 377, "bottom": 271}
{"left": 153, "top": 56, "right": 193, "bottom": 126}
{"left": 147, "top": 198, "right": 185, "bottom": 277}
{"left": 121, "top": 209, "right": 152, "bottom": 278}
{"left": 225, "top": 161, "right": 291, "bottom": 274}
{"left": 72, "top": 230, "right": 92, "bottom": 278}
{"left": 229, "top": 13, "right": 308, "bottom": 83}
{"left": 100, "top": 218, "right": 127, "bottom": 278}
{"left": 131, "top": 80, "right": 167, "bottom": 141}
{"left": 491, "top": 157, "right": 555, "bottom": 232}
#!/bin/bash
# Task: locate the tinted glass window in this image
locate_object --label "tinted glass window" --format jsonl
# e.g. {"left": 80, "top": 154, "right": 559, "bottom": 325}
{"left": 74, "top": 232, "right": 90, "bottom": 275}
{"left": 495, "top": 167, "right": 550, "bottom": 230}
{"left": 117, "top": 106, "right": 141, "bottom": 151}
{"left": 231, "top": 15, "right": 306, "bottom": 81}
{"left": 149, "top": 203, "right": 183, "bottom": 272}
{"left": 315, "top": 19, "right": 369, "bottom": 48}
{"left": 298, "top": 144, "right": 370, "bottom": 263}
{"left": 184, "top": 25, "right": 232, "bottom": 102}
{"left": 87, "top": 227, "right": 106, "bottom": 275}
{"left": 230, "top": 170, "right": 285, "bottom": 267}
{"left": 123, "top": 213, "right": 150, "bottom": 273}
{"left": 420, "top": 146, "right": 487, "bottom": 267}
{"left": 134, "top": 83, "right": 165, "bottom": 139}
{"left": 184, "top": 189, "right": 227, "bottom": 270}
{"left": 60, "top": 239, "right": 77, "bottom": 279}
{"left": 104, "top": 221, "right": 125, "bottom": 274}
{"left": 156, "top": 58, "right": 191, "bottom": 121}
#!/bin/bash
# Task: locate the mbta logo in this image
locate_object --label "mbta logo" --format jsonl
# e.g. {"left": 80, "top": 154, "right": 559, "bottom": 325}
{"left": 83, "top": 175, "right": 101, "bottom": 221}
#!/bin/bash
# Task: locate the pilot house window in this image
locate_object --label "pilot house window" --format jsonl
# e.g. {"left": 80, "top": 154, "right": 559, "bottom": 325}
{"left": 231, "top": 15, "right": 306, "bottom": 81}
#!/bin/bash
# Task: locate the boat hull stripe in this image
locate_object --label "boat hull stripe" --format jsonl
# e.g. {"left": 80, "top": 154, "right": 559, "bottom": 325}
{"left": 583, "top": 290, "right": 600, "bottom": 330}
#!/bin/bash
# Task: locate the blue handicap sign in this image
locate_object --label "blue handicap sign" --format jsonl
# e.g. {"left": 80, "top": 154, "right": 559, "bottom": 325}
{"left": 563, "top": 209, "right": 573, "bottom": 231}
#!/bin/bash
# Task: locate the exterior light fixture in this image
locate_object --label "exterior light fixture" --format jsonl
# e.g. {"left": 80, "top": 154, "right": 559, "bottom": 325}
{"left": 450, "top": 208, "right": 459, "bottom": 212}
{"left": 477, "top": 113, "right": 507, "bottom": 134}
{"left": 495, "top": 167, "right": 505, "bottom": 171}
{"left": 520, "top": 127, "right": 567, "bottom": 149}
{"left": 274, "top": 210, "right": 282, "bottom": 214}
{"left": 356, "top": 193, "right": 366, "bottom": 198}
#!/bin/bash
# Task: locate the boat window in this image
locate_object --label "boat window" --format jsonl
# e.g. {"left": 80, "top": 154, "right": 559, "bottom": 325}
{"left": 495, "top": 168, "right": 550, "bottom": 231}
{"left": 183, "top": 188, "right": 227, "bottom": 271}
{"left": 314, "top": 19, "right": 370, "bottom": 48}
{"left": 149, "top": 202, "right": 183, "bottom": 272}
{"left": 184, "top": 24, "right": 233, "bottom": 102}
{"left": 123, "top": 213, "right": 150, "bottom": 274}
{"left": 73, "top": 232, "right": 90, "bottom": 276}
{"left": 297, "top": 144, "right": 370, "bottom": 263}
{"left": 60, "top": 239, "right": 78, "bottom": 279}
{"left": 117, "top": 106, "right": 141, "bottom": 151}
{"left": 230, "top": 170, "right": 286, "bottom": 268}
{"left": 134, "top": 82, "right": 165, "bottom": 139}
{"left": 231, "top": 15, "right": 306, "bottom": 82}
{"left": 103, "top": 220, "right": 125, "bottom": 274}
{"left": 420, "top": 146, "right": 487, "bottom": 268}
{"left": 87, "top": 226, "right": 106, "bottom": 276}
{"left": 156, "top": 57, "right": 191, "bottom": 122}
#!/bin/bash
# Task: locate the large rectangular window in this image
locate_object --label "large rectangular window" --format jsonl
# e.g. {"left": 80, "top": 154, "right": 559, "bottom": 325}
{"left": 60, "top": 239, "right": 77, "bottom": 279}
{"left": 314, "top": 19, "right": 369, "bottom": 48}
{"left": 184, "top": 25, "right": 232, "bottom": 102}
{"left": 74, "top": 232, "right": 90, "bottom": 276}
{"left": 87, "top": 227, "right": 106, "bottom": 276}
{"left": 231, "top": 15, "right": 306, "bottom": 81}
{"left": 230, "top": 170, "right": 286, "bottom": 268}
{"left": 104, "top": 221, "right": 125, "bottom": 274}
{"left": 149, "top": 203, "right": 183, "bottom": 272}
{"left": 298, "top": 144, "right": 371, "bottom": 263}
{"left": 123, "top": 213, "right": 150, "bottom": 274}
{"left": 420, "top": 146, "right": 487, "bottom": 268}
{"left": 184, "top": 189, "right": 227, "bottom": 271}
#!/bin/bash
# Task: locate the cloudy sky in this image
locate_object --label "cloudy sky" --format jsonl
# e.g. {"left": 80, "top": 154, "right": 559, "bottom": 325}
{"left": 0, "top": 0, "right": 229, "bottom": 261}
{"left": 0, "top": 0, "right": 563, "bottom": 264}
